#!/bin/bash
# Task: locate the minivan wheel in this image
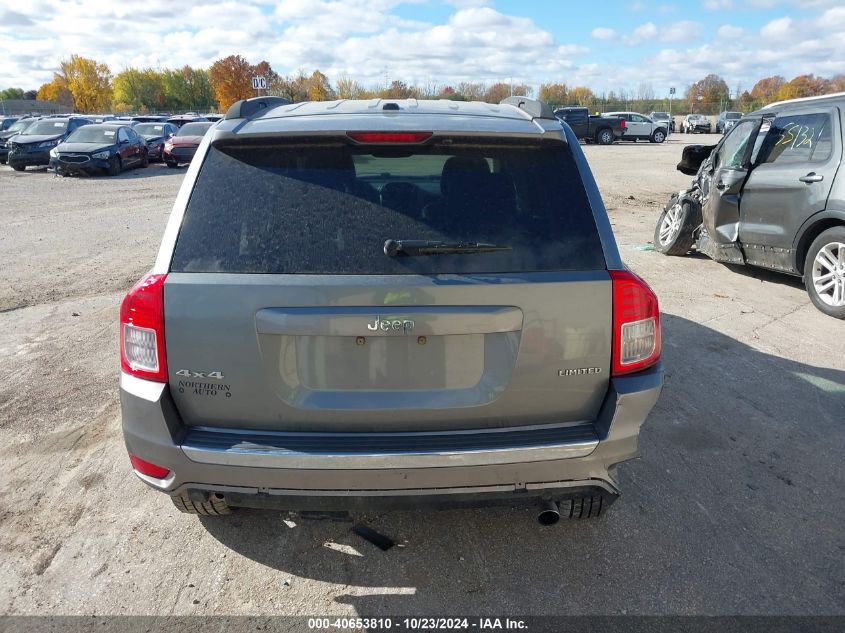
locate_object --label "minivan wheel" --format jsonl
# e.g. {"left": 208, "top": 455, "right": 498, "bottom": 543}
{"left": 806, "top": 227, "right": 845, "bottom": 318}
{"left": 651, "top": 130, "right": 666, "bottom": 143}
{"left": 654, "top": 199, "right": 697, "bottom": 256}
{"left": 596, "top": 128, "right": 614, "bottom": 145}
{"left": 11, "top": 163, "right": 25, "bottom": 171}
{"left": 171, "top": 493, "right": 232, "bottom": 516}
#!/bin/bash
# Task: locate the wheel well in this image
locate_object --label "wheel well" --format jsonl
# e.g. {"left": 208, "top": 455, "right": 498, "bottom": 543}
{"left": 796, "top": 218, "right": 845, "bottom": 274}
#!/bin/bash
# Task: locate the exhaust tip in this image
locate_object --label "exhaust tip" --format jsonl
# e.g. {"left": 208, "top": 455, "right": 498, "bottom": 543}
{"left": 537, "top": 500, "right": 560, "bottom": 526}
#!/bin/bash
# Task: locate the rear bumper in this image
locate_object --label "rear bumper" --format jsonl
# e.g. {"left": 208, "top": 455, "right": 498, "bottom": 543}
{"left": 163, "top": 148, "right": 196, "bottom": 164}
{"left": 120, "top": 364, "right": 663, "bottom": 509}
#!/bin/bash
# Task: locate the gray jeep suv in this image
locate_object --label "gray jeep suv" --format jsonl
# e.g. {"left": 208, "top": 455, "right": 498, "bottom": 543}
{"left": 120, "top": 96, "right": 663, "bottom": 522}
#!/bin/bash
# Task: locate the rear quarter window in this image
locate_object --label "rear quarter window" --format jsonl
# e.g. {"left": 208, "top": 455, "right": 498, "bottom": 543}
{"left": 170, "top": 139, "right": 606, "bottom": 275}
{"left": 758, "top": 113, "right": 833, "bottom": 165}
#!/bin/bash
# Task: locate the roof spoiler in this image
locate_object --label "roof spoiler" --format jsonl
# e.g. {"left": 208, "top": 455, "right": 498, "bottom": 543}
{"left": 224, "top": 96, "right": 291, "bottom": 121}
{"left": 499, "top": 96, "right": 556, "bottom": 120}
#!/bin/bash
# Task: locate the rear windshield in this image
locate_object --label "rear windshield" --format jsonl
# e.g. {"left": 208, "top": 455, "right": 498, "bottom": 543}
{"left": 170, "top": 140, "right": 605, "bottom": 274}
{"left": 726, "top": 112, "right": 742, "bottom": 120}
{"left": 176, "top": 122, "right": 211, "bottom": 137}
{"left": 135, "top": 123, "right": 166, "bottom": 135}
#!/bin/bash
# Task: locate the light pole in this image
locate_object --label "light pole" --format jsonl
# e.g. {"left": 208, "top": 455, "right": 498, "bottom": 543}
{"left": 669, "top": 86, "right": 675, "bottom": 134}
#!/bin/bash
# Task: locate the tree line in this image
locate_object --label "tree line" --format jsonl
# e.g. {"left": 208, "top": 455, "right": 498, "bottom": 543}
{"left": 3, "top": 53, "right": 843, "bottom": 115}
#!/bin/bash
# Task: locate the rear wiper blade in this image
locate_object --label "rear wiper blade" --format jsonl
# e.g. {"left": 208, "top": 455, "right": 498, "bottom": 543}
{"left": 384, "top": 239, "right": 512, "bottom": 257}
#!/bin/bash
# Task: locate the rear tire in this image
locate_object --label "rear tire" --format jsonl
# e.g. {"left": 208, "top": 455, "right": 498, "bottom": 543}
{"left": 11, "top": 164, "right": 24, "bottom": 171}
{"left": 140, "top": 152, "right": 149, "bottom": 168}
{"left": 166, "top": 161, "right": 178, "bottom": 169}
{"left": 805, "top": 227, "right": 845, "bottom": 319}
{"left": 596, "top": 128, "right": 614, "bottom": 145}
{"left": 654, "top": 198, "right": 698, "bottom": 256}
{"left": 171, "top": 493, "right": 232, "bottom": 515}
{"left": 559, "top": 495, "right": 606, "bottom": 519}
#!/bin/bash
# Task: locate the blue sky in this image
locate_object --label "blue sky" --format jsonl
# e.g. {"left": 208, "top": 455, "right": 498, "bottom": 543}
{"left": 0, "top": 0, "right": 842, "bottom": 96}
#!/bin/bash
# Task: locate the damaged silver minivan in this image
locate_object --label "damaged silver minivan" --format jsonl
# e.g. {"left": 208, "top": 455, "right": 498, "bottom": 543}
{"left": 655, "top": 92, "right": 845, "bottom": 319}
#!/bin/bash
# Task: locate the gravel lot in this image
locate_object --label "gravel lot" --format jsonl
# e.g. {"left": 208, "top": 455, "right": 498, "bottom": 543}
{"left": 1, "top": 136, "right": 843, "bottom": 616}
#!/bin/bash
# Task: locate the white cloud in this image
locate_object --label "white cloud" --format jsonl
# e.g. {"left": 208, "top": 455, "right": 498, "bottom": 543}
{"left": 703, "top": 0, "right": 734, "bottom": 9}
{"left": 760, "top": 16, "right": 793, "bottom": 37}
{"left": 591, "top": 27, "right": 616, "bottom": 40}
{"left": 717, "top": 24, "right": 745, "bottom": 38}
{"left": 626, "top": 22, "right": 659, "bottom": 45}
{"left": 660, "top": 20, "right": 703, "bottom": 42}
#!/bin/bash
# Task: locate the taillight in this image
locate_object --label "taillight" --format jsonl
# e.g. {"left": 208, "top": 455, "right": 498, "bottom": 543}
{"left": 619, "top": 119, "right": 627, "bottom": 130}
{"left": 347, "top": 131, "right": 433, "bottom": 144}
{"left": 610, "top": 270, "right": 661, "bottom": 376}
{"left": 129, "top": 454, "right": 170, "bottom": 479}
{"left": 120, "top": 274, "right": 168, "bottom": 382}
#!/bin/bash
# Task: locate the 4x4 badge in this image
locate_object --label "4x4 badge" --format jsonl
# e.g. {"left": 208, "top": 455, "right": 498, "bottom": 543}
{"left": 175, "top": 369, "right": 225, "bottom": 379}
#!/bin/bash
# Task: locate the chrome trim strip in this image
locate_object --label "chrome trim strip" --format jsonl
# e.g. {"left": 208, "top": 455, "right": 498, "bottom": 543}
{"left": 181, "top": 438, "right": 598, "bottom": 470}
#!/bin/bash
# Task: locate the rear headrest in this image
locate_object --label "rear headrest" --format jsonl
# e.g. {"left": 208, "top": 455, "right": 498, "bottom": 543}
{"left": 441, "top": 156, "right": 490, "bottom": 196}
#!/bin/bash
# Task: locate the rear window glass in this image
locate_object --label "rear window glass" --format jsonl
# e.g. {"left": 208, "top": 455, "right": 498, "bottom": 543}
{"left": 176, "top": 123, "right": 212, "bottom": 137}
{"left": 170, "top": 140, "right": 605, "bottom": 274}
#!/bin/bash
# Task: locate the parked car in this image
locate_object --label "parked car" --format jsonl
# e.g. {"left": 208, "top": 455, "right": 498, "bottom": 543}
{"left": 654, "top": 92, "right": 845, "bottom": 318}
{"left": 6, "top": 116, "right": 92, "bottom": 171}
{"left": 0, "top": 117, "right": 19, "bottom": 131}
{"left": 134, "top": 122, "right": 178, "bottom": 162}
{"left": 603, "top": 111, "right": 668, "bottom": 143}
{"left": 0, "top": 118, "right": 36, "bottom": 164}
{"left": 553, "top": 106, "right": 626, "bottom": 145}
{"left": 49, "top": 123, "right": 148, "bottom": 176}
{"left": 203, "top": 113, "right": 223, "bottom": 122}
{"left": 717, "top": 111, "right": 743, "bottom": 134}
{"left": 162, "top": 121, "right": 213, "bottom": 167}
{"left": 649, "top": 111, "right": 674, "bottom": 133}
{"left": 166, "top": 114, "right": 208, "bottom": 128}
{"left": 128, "top": 115, "right": 168, "bottom": 124}
{"left": 119, "top": 96, "right": 663, "bottom": 521}
{"left": 681, "top": 114, "right": 712, "bottom": 134}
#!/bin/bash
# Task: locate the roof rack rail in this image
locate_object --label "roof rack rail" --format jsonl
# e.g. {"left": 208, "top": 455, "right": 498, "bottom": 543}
{"left": 499, "top": 96, "right": 555, "bottom": 120}
{"left": 224, "top": 96, "right": 291, "bottom": 121}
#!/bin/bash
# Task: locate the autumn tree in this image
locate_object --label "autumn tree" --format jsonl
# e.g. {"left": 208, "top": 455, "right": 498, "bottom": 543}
{"left": 539, "top": 83, "right": 568, "bottom": 107}
{"left": 776, "top": 74, "right": 830, "bottom": 100}
{"left": 568, "top": 86, "right": 595, "bottom": 106}
{"left": 37, "top": 75, "right": 74, "bottom": 108}
{"left": 830, "top": 74, "right": 845, "bottom": 93}
{"left": 335, "top": 76, "right": 366, "bottom": 99}
{"left": 484, "top": 83, "right": 512, "bottom": 103}
{"left": 686, "top": 73, "right": 729, "bottom": 114}
{"left": 305, "top": 70, "right": 334, "bottom": 101}
{"left": 59, "top": 55, "right": 112, "bottom": 112}
{"left": 381, "top": 80, "right": 412, "bottom": 99}
{"left": 750, "top": 75, "right": 784, "bottom": 103}
{"left": 456, "top": 82, "right": 485, "bottom": 101}
{"left": 209, "top": 55, "right": 255, "bottom": 111}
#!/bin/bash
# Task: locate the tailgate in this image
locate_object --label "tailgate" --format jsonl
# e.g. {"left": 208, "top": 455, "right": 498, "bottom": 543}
{"left": 164, "top": 273, "right": 611, "bottom": 432}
